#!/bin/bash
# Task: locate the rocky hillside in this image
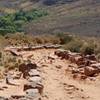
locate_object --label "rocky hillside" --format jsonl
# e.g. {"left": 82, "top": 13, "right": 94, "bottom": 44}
{"left": 0, "top": 0, "right": 100, "bottom": 36}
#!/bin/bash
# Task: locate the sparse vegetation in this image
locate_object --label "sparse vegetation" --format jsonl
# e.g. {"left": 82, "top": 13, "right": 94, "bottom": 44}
{"left": 64, "top": 39, "right": 83, "bottom": 52}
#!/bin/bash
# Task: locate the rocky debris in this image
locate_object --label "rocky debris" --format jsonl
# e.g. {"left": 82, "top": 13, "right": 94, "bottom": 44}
{"left": 55, "top": 49, "right": 100, "bottom": 79}
{"left": 3, "top": 46, "right": 100, "bottom": 100}
{"left": 22, "top": 63, "right": 43, "bottom": 99}
{"left": 4, "top": 45, "right": 61, "bottom": 56}
{"left": 0, "top": 62, "right": 43, "bottom": 100}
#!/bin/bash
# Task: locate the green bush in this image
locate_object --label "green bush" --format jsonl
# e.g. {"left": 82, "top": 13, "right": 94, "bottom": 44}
{"left": 0, "top": 9, "right": 48, "bottom": 35}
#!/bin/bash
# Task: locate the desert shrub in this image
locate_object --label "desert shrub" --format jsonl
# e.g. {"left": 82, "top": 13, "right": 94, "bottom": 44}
{"left": 84, "top": 47, "right": 94, "bottom": 55}
{"left": 56, "top": 33, "right": 73, "bottom": 44}
{"left": 39, "top": 34, "right": 60, "bottom": 44}
{"left": 64, "top": 38, "right": 83, "bottom": 52}
{"left": 80, "top": 43, "right": 95, "bottom": 55}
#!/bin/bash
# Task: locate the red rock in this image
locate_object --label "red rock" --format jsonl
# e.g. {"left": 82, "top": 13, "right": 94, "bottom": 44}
{"left": 85, "top": 54, "right": 97, "bottom": 61}
{"left": 84, "top": 66, "right": 99, "bottom": 76}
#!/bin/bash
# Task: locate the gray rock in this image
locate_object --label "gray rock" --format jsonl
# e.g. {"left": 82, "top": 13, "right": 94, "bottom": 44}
{"left": 28, "top": 69, "right": 40, "bottom": 77}
{"left": 28, "top": 76, "right": 42, "bottom": 84}
{"left": 6, "top": 75, "right": 20, "bottom": 86}
{"left": 26, "top": 89, "right": 38, "bottom": 96}
{"left": 24, "top": 82, "right": 43, "bottom": 94}
{"left": 25, "top": 89, "right": 41, "bottom": 100}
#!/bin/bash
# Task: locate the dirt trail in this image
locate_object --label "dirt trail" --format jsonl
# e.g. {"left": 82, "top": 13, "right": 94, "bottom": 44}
{"left": 28, "top": 49, "right": 100, "bottom": 100}
{"left": 2, "top": 48, "right": 100, "bottom": 100}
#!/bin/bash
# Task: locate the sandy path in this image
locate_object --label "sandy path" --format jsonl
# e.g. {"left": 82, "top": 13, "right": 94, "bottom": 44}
{"left": 3, "top": 48, "right": 100, "bottom": 100}
{"left": 30, "top": 49, "right": 100, "bottom": 100}
{"left": 42, "top": 64, "right": 67, "bottom": 100}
